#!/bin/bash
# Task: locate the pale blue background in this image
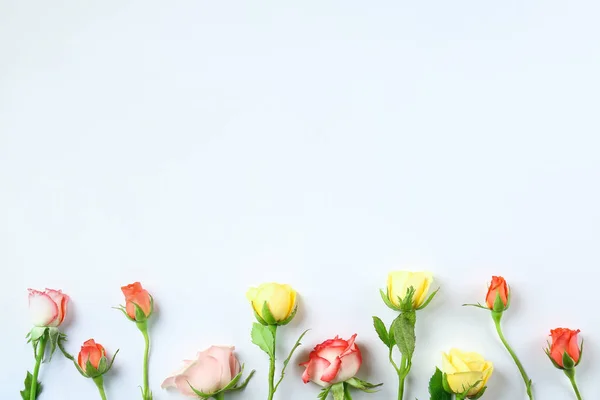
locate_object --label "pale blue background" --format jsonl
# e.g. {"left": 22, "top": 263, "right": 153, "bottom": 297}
{"left": 1, "top": 1, "right": 599, "bottom": 399}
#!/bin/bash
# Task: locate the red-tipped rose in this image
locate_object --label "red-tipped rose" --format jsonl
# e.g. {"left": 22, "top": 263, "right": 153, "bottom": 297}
{"left": 486, "top": 276, "right": 509, "bottom": 311}
{"left": 121, "top": 282, "right": 153, "bottom": 321}
{"left": 548, "top": 328, "right": 582, "bottom": 369}
{"left": 300, "top": 334, "right": 362, "bottom": 387}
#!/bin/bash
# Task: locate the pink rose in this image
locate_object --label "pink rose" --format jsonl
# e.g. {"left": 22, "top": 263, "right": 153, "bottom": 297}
{"left": 300, "top": 334, "right": 362, "bottom": 387}
{"left": 28, "top": 288, "right": 69, "bottom": 327}
{"left": 161, "top": 346, "right": 241, "bottom": 397}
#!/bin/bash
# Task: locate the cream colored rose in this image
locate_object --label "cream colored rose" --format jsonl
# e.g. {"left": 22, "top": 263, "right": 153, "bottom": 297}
{"left": 442, "top": 349, "right": 493, "bottom": 397}
{"left": 387, "top": 271, "right": 433, "bottom": 308}
{"left": 246, "top": 283, "right": 297, "bottom": 323}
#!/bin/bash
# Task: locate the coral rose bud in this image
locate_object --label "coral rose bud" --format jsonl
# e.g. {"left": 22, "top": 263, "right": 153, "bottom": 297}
{"left": 485, "top": 276, "right": 509, "bottom": 311}
{"left": 442, "top": 348, "right": 493, "bottom": 398}
{"left": 547, "top": 328, "right": 582, "bottom": 369}
{"left": 161, "top": 346, "right": 241, "bottom": 396}
{"left": 78, "top": 339, "right": 106, "bottom": 375}
{"left": 300, "top": 334, "right": 362, "bottom": 387}
{"left": 28, "top": 288, "right": 69, "bottom": 328}
{"left": 121, "top": 282, "right": 153, "bottom": 321}
{"left": 246, "top": 283, "right": 297, "bottom": 324}
{"left": 387, "top": 271, "right": 433, "bottom": 309}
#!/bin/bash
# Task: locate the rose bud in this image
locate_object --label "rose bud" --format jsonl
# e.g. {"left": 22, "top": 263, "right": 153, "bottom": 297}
{"left": 300, "top": 334, "right": 362, "bottom": 387}
{"left": 28, "top": 288, "right": 69, "bottom": 328}
{"left": 385, "top": 271, "right": 434, "bottom": 310}
{"left": 121, "top": 282, "right": 153, "bottom": 321}
{"left": 546, "top": 328, "right": 582, "bottom": 369}
{"left": 246, "top": 283, "right": 297, "bottom": 325}
{"left": 76, "top": 339, "right": 117, "bottom": 378}
{"left": 442, "top": 348, "right": 493, "bottom": 398}
{"left": 161, "top": 346, "right": 243, "bottom": 396}
{"left": 485, "top": 276, "right": 509, "bottom": 312}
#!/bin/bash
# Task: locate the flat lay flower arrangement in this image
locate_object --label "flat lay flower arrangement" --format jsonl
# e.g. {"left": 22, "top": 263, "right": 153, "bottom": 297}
{"left": 21, "top": 274, "right": 584, "bottom": 400}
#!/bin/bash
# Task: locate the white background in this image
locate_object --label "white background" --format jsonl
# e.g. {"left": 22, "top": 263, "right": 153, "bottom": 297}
{"left": 1, "top": 1, "right": 599, "bottom": 399}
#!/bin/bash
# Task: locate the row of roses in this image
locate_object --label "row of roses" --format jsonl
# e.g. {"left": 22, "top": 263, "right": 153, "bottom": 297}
{"left": 21, "top": 273, "right": 584, "bottom": 400}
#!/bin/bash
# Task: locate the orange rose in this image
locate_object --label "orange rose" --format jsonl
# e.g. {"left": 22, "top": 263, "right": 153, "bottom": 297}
{"left": 548, "top": 328, "right": 581, "bottom": 368}
{"left": 485, "top": 276, "right": 509, "bottom": 310}
{"left": 121, "top": 282, "right": 153, "bottom": 321}
{"left": 78, "top": 339, "right": 106, "bottom": 373}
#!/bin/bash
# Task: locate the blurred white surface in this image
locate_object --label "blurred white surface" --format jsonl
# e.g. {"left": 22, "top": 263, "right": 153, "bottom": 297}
{"left": 1, "top": 1, "right": 599, "bottom": 399}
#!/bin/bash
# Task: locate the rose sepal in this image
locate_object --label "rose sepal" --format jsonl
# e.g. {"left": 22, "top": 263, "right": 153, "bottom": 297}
{"left": 345, "top": 377, "right": 383, "bottom": 393}
{"left": 463, "top": 289, "right": 512, "bottom": 313}
{"left": 416, "top": 287, "right": 440, "bottom": 311}
{"left": 114, "top": 294, "right": 154, "bottom": 323}
{"left": 442, "top": 373, "right": 486, "bottom": 399}
{"left": 26, "top": 327, "right": 65, "bottom": 361}
{"left": 186, "top": 364, "right": 255, "bottom": 399}
{"left": 72, "top": 350, "right": 119, "bottom": 379}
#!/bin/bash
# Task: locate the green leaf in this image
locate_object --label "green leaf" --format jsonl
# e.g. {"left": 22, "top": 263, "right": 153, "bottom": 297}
{"left": 428, "top": 368, "right": 451, "bottom": 400}
{"left": 372, "top": 316, "right": 390, "bottom": 348}
{"left": 20, "top": 371, "right": 42, "bottom": 400}
{"left": 331, "top": 382, "right": 345, "bottom": 400}
{"left": 317, "top": 387, "right": 332, "bottom": 400}
{"left": 392, "top": 311, "right": 416, "bottom": 359}
{"left": 251, "top": 323, "right": 275, "bottom": 357}
{"left": 274, "top": 329, "right": 310, "bottom": 391}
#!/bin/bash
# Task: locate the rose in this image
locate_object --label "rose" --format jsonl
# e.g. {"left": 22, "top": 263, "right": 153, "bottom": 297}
{"left": 485, "top": 276, "right": 509, "bottom": 311}
{"left": 162, "top": 346, "right": 241, "bottom": 397}
{"left": 77, "top": 339, "right": 112, "bottom": 377}
{"left": 442, "top": 348, "right": 493, "bottom": 398}
{"left": 300, "top": 334, "right": 362, "bottom": 387}
{"left": 386, "top": 271, "right": 433, "bottom": 309}
{"left": 28, "top": 288, "right": 69, "bottom": 327}
{"left": 246, "top": 283, "right": 297, "bottom": 324}
{"left": 121, "top": 282, "right": 153, "bottom": 321}
{"left": 547, "top": 328, "right": 582, "bottom": 368}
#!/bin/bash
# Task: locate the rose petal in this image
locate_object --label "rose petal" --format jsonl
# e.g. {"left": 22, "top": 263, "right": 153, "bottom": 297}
{"left": 28, "top": 289, "right": 59, "bottom": 327}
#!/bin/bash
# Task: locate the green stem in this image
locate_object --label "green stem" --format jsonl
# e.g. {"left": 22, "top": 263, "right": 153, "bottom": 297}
{"left": 267, "top": 325, "right": 278, "bottom": 400}
{"left": 30, "top": 331, "right": 48, "bottom": 400}
{"left": 492, "top": 312, "right": 533, "bottom": 400}
{"left": 564, "top": 369, "right": 582, "bottom": 400}
{"left": 397, "top": 355, "right": 410, "bottom": 400}
{"left": 213, "top": 392, "right": 225, "bottom": 400}
{"left": 93, "top": 376, "right": 108, "bottom": 400}
{"left": 137, "top": 322, "right": 151, "bottom": 400}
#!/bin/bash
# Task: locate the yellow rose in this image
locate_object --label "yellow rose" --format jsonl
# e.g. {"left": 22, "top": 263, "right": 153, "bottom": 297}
{"left": 442, "top": 349, "right": 493, "bottom": 397}
{"left": 246, "top": 283, "right": 297, "bottom": 324}
{"left": 387, "top": 271, "right": 433, "bottom": 309}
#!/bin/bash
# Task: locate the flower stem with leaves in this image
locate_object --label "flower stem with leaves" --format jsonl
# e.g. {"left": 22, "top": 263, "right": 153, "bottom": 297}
{"left": 250, "top": 302, "right": 308, "bottom": 400}
{"left": 465, "top": 284, "right": 534, "bottom": 400}
{"left": 29, "top": 331, "right": 48, "bottom": 400}
{"left": 373, "top": 285, "right": 438, "bottom": 400}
